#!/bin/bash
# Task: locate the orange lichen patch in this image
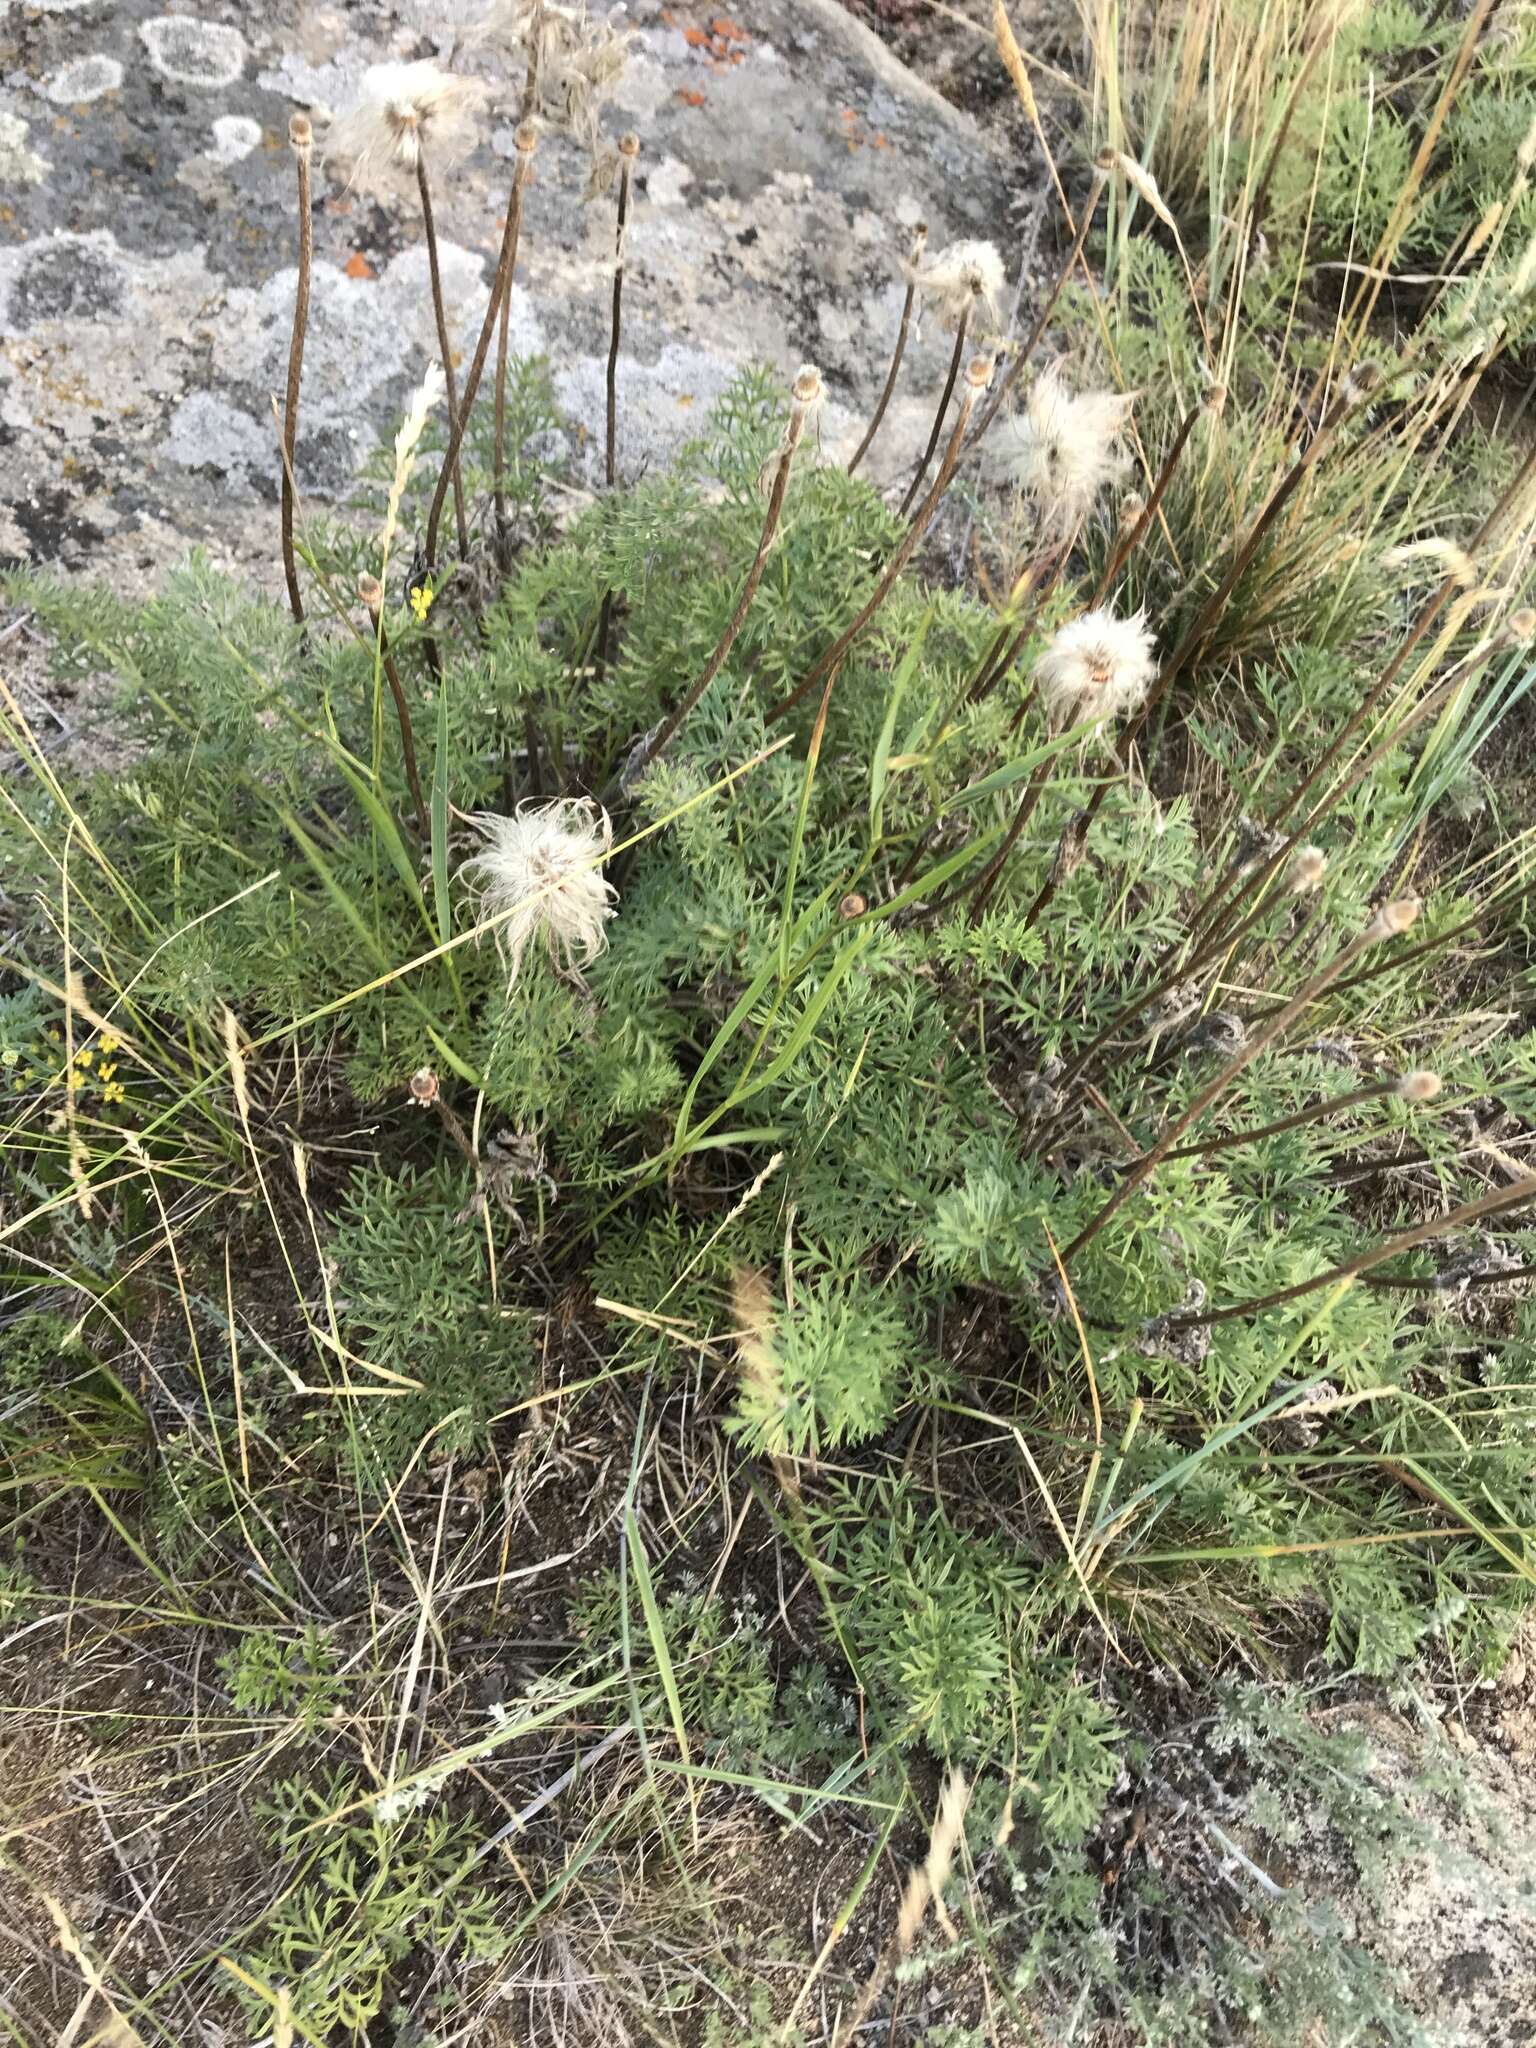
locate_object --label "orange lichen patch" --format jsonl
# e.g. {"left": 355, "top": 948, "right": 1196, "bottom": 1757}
{"left": 343, "top": 250, "right": 376, "bottom": 280}
{"left": 672, "top": 11, "right": 750, "bottom": 68}
{"left": 677, "top": 86, "right": 706, "bottom": 105}
{"left": 835, "top": 106, "right": 886, "bottom": 151}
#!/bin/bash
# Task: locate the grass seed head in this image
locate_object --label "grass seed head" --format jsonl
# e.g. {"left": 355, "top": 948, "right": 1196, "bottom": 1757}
{"left": 1034, "top": 606, "right": 1157, "bottom": 729}
{"left": 461, "top": 800, "right": 616, "bottom": 987}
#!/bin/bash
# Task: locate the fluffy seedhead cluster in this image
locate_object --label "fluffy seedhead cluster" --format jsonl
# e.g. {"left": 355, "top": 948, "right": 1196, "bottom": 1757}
{"left": 5, "top": 6, "right": 1536, "bottom": 2046}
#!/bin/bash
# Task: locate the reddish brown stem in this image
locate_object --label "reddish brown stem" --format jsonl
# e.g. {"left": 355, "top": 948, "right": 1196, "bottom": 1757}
{"left": 606, "top": 137, "right": 640, "bottom": 490}
{"left": 767, "top": 357, "right": 994, "bottom": 727}
{"left": 1163, "top": 1174, "right": 1536, "bottom": 1330}
{"left": 280, "top": 115, "right": 313, "bottom": 628}
{"left": 427, "top": 126, "right": 538, "bottom": 572}
{"left": 1058, "top": 901, "right": 1418, "bottom": 1271}
{"left": 966, "top": 175, "right": 1107, "bottom": 451}
{"left": 899, "top": 304, "right": 969, "bottom": 518}
{"left": 417, "top": 151, "right": 468, "bottom": 557}
{"left": 848, "top": 224, "right": 925, "bottom": 478}
{"left": 613, "top": 368, "right": 822, "bottom": 792}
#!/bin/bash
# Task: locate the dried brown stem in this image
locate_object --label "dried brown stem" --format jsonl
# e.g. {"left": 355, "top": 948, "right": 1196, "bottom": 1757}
{"left": 1087, "top": 399, "right": 1203, "bottom": 608}
{"left": 1059, "top": 900, "right": 1419, "bottom": 1271}
{"left": 899, "top": 303, "right": 969, "bottom": 518}
{"left": 359, "top": 575, "right": 429, "bottom": 836}
{"left": 416, "top": 151, "right": 468, "bottom": 557}
{"left": 606, "top": 135, "right": 640, "bottom": 490}
{"left": 767, "top": 356, "right": 994, "bottom": 727}
{"left": 280, "top": 115, "right": 313, "bottom": 627}
{"left": 1140, "top": 1077, "right": 1402, "bottom": 1167}
{"left": 427, "top": 125, "right": 537, "bottom": 571}
{"left": 616, "top": 367, "right": 822, "bottom": 789}
{"left": 848, "top": 224, "right": 925, "bottom": 478}
{"left": 966, "top": 174, "right": 1106, "bottom": 451}
{"left": 1021, "top": 379, "right": 1369, "bottom": 937}
{"left": 1164, "top": 1173, "right": 1536, "bottom": 1330}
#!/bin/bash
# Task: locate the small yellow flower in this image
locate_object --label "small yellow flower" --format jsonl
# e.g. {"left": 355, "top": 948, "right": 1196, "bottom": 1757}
{"left": 102, "top": 1082, "right": 126, "bottom": 1105}
{"left": 98, "top": 1061, "right": 118, "bottom": 1081}
{"left": 100, "top": 1033, "right": 121, "bottom": 1056}
{"left": 409, "top": 581, "right": 435, "bottom": 624}
{"left": 76, "top": 1047, "right": 93, "bottom": 1067}
{"left": 66, "top": 1067, "right": 83, "bottom": 1090}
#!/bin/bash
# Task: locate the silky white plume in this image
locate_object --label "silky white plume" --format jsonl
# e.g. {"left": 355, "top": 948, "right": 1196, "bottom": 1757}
{"left": 326, "top": 61, "right": 485, "bottom": 196}
{"left": 1006, "top": 365, "right": 1138, "bottom": 538}
{"left": 461, "top": 801, "right": 616, "bottom": 987}
{"left": 1034, "top": 608, "right": 1157, "bottom": 728}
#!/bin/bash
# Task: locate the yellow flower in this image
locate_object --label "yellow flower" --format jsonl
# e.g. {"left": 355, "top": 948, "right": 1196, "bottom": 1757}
{"left": 100, "top": 1033, "right": 121, "bottom": 1056}
{"left": 98, "top": 1061, "right": 118, "bottom": 1081}
{"left": 102, "top": 1082, "right": 126, "bottom": 1105}
{"left": 66, "top": 1068, "right": 83, "bottom": 1090}
{"left": 410, "top": 581, "right": 435, "bottom": 624}
{"left": 76, "top": 1047, "right": 93, "bottom": 1067}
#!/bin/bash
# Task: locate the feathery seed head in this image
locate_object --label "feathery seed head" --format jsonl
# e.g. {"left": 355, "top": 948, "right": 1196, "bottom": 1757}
{"left": 1365, "top": 896, "right": 1421, "bottom": 943}
{"left": 618, "top": 130, "right": 640, "bottom": 159}
{"left": 1289, "top": 845, "right": 1327, "bottom": 893}
{"left": 1117, "top": 491, "right": 1146, "bottom": 533}
{"left": 326, "top": 61, "right": 485, "bottom": 197}
{"left": 1034, "top": 607, "right": 1157, "bottom": 730}
{"left": 1203, "top": 382, "right": 1227, "bottom": 417}
{"left": 966, "top": 353, "right": 995, "bottom": 392}
{"left": 481, "top": 0, "right": 629, "bottom": 152}
{"left": 904, "top": 238, "right": 1005, "bottom": 327}
{"left": 1005, "top": 364, "right": 1138, "bottom": 538}
{"left": 1396, "top": 1070, "right": 1442, "bottom": 1103}
{"left": 461, "top": 800, "right": 616, "bottom": 987}
{"left": 408, "top": 1066, "right": 440, "bottom": 1108}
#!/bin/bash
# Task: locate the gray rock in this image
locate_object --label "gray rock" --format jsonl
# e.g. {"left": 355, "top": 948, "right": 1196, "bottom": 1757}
{"left": 0, "top": 0, "right": 1017, "bottom": 591}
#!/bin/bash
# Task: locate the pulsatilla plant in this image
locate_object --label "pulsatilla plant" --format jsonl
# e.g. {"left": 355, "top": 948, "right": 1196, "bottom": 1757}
{"left": 4, "top": 4, "right": 1536, "bottom": 2041}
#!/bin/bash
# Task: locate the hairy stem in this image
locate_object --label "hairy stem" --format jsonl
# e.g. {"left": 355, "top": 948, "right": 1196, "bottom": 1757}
{"left": 426, "top": 126, "right": 538, "bottom": 571}
{"left": 614, "top": 367, "right": 823, "bottom": 791}
{"left": 847, "top": 224, "right": 925, "bottom": 477}
{"left": 416, "top": 150, "right": 469, "bottom": 557}
{"left": 1059, "top": 901, "right": 1419, "bottom": 1271}
{"left": 767, "top": 356, "right": 994, "bottom": 727}
{"left": 899, "top": 302, "right": 969, "bottom": 518}
{"left": 1164, "top": 1173, "right": 1536, "bottom": 1330}
{"left": 606, "top": 135, "right": 640, "bottom": 489}
{"left": 280, "top": 115, "right": 313, "bottom": 628}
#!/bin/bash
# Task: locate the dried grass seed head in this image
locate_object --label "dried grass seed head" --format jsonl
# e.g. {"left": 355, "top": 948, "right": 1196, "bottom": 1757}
{"left": 326, "top": 60, "right": 485, "bottom": 197}
{"left": 461, "top": 799, "right": 616, "bottom": 986}
{"left": 904, "top": 237, "right": 1005, "bottom": 328}
{"left": 1034, "top": 607, "right": 1157, "bottom": 729}
{"left": 1005, "top": 363, "right": 1138, "bottom": 538}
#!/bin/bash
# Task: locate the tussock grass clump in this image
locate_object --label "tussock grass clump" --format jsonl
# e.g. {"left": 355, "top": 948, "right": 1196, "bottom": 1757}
{"left": 3, "top": 3, "right": 1536, "bottom": 2043}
